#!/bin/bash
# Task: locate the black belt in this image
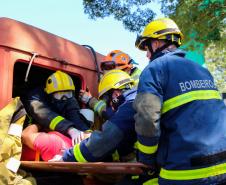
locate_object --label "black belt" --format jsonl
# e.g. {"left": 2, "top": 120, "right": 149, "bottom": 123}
{"left": 191, "top": 150, "right": 226, "bottom": 167}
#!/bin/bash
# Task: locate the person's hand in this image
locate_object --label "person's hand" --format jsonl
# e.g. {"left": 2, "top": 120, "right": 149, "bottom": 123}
{"left": 68, "top": 127, "right": 84, "bottom": 145}
{"left": 84, "top": 131, "right": 91, "bottom": 139}
{"left": 48, "top": 154, "right": 63, "bottom": 162}
{"left": 79, "top": 89, "right": 92, "bottom": 104}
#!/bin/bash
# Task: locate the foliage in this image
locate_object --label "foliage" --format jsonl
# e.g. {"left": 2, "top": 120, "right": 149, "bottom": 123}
{"left": 82, "top": 0, "right": 226, "bottom": 91}
{"left": 161, "top": 0, "right": 226, "bottom": 92}
{"left": 83, "top": 0, "right": 225, "bottom": 41}
{"left": 162, "top": 0, "right": 226, "bottom": 92}
{"left": 83, "top": 0, "right": 155, "bottom": 32}
{"left": 160, "top": 0, "right": 225, "bottom": 45}
{"left": 205, "top": 32, "right": 226, "bottom": 92}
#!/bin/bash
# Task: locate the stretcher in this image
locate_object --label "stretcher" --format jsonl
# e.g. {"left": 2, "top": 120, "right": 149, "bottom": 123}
{"left": 21, "top": 161, "right": 147, "bottom": 174}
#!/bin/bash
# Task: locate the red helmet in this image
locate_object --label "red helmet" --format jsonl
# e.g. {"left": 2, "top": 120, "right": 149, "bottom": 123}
{"left": 101, "top": 50, "right": 135, "bottom": 71}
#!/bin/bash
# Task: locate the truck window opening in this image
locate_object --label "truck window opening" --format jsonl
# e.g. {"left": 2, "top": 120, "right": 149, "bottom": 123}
{"left": 13, "top": 62, "right": 82, "bottom": 100}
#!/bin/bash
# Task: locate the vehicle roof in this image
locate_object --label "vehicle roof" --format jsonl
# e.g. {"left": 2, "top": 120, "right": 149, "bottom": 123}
{"left": 0, "top": 17, "right": 104, "bottom": 71}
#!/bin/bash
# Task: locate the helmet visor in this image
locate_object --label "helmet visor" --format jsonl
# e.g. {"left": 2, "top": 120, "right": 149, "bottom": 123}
{"left": 135, "top": 35, "right": 150, "bottom": 51}
{"left": 52, "top": 91, "right": 73, "bottom": 100}
{"left": 100, "top": 61, "right": 116, "bottom": 71}
{"left": 129, "top": 59, "right": 138, "bottom": 65}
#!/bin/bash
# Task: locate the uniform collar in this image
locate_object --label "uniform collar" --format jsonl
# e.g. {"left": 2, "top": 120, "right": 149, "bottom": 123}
{"left": 150, "top": 48, "right": 186, "bottom": 62}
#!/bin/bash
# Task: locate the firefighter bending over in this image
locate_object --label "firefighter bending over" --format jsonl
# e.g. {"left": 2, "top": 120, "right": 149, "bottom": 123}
{"left": 61, "top": 70, "right": 137, "bottom": 163}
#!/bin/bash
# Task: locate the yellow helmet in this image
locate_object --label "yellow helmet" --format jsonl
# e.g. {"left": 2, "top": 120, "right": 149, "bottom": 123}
{"left": 135, "top": 18, "right": 184, "bottom": 51}
{"left": 45, "top": 70, "right": 75, "bottom": 94}
{"left": 98, "top": 69, "right": 134, "bottom": 98}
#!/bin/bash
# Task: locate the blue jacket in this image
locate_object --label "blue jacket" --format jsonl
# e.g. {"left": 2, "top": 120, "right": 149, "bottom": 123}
{"left": 22, "top": 87, "right": 91, "bottom": 134}
{"left": 63, "top": 88, "right": 137, "bottom": 162}
{"left": 134, "top": 49, "right": 226, "bottom": 185}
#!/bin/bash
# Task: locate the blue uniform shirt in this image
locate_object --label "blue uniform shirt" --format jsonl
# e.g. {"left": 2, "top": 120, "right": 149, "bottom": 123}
{"left": 63, "top": 89, "right": 137, "bottom": 162}
{"left": 136, "top": 49, "right": 226, "bottom": 185}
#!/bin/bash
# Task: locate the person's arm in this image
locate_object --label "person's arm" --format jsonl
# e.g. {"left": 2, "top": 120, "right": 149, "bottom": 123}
{"left": 133, "top": 61, "right": 165, "bottom": 167}
{"left": 63, "top": 122, "right": 124, "bottom": 162}
{"left": 133, "top": 93, "right": 161, "bottom": 166}
{"left": 64, "top": 97, "right": 92, "bottom": 131}
{"left": 24, "top": 88, "right": 75, "bottom": 134}
{"left": 22, "top": 124, "right": 40, "bottom": 150}
{"left": 101, "top": 106, "right": 115, "bottom": 120}
{"left": 62, "top": 102, "right": 134, "bottom": 162}
{"left": 79, "top": 89, "right": 107, "bottom": 117}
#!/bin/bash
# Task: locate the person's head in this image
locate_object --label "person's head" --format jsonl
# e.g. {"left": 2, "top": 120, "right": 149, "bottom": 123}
{"left": 135, "top": 18, "right": 183, "bottom": 60}
{"left": 100, "top": 50, "right": 137, "bottom": 74}
{"left": 45, "top": 70, "right": 75, "bottom": 101}
{"left": 98, "top": 69, "right": 134, "bottom": 108}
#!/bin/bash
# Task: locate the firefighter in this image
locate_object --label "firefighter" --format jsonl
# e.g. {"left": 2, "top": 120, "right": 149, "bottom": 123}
{"left": 53, "top": 70, "right": 154, "bottom": 184}
{"left": 0, "top": 97, "right": 36, "bottom": 185}
{"left": 62, "top": 70, "right": 137, "bottom": 163}
{"left": 101, "top": 50, "right": 141, "bottom": 85}
{"left": 134, "top": 17, "right": 226, "bottom": 184}
{"left": 79, "top": 50, "right": 141, "bottom": 120}
{"left": 22, "top": 70, "right": 91, "bottom": 145}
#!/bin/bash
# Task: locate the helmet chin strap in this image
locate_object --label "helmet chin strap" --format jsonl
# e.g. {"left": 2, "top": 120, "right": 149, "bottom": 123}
{"left": 112, "top": 94, "right": 125, "bottom": 110}
{"left": 148, "top": 42, "right": 172, "bottom": 60}
{"left": 112, "top": 97, "right": 119, "bottom": 104}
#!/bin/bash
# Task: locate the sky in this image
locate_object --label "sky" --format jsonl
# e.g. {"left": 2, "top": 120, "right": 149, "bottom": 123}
{"left": 1, "top": 0, "right": 163, "bottom": 70}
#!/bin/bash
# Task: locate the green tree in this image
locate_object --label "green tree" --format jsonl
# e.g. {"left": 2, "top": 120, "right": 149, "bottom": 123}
{"left": 83, "top": 0, "right": 225, "bottom": 42}
{"left": 83, "top": 0, "right": 155, "bottom": 32}
{"left": 162, "top": 0, "right": 225, "bottom": 92}
{"left": 82, "top": 0, "right": 226, "bottom": 91}
{"left": 205, "top": 32, "right": 226, "bottom": 92}
{"left": 160, "top": 0, "right": 225, "bottom": 45}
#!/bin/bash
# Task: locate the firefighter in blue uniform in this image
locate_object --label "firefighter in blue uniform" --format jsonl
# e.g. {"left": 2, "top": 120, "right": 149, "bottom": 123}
{"left": 22, "top": 70, "right": 91, "bottom": 145}
{"left": 62, "top": 70, "right": 137, "bottom": 164}
{"left": 134, "top": 18, "right": 226, "bottom": 185}
{"left": 79, "top": 50, "right": 141, "bottom": 121}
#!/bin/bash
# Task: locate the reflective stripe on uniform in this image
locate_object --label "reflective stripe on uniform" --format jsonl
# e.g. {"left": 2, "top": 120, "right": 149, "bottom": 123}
{"left": 162, "top": 90, "right": 221, "bottom": 114}
{"left": 160, "top": 162, "right": 226, "bottom": 180}
{"left": 73, "top": 143, "right": 87, "bottom": 162}
{"left": 49, "top": 116, "right": 64, "bottom": 130}
{"left": 112, "top": 150, "right": 120, "bottom": 161}
{"left": 131, "top": 69, "right": 140, "bottom": 81}
{"left": 131, "top": 73, "right": 140, "bottom": 81}
{"left": 51, "top": 73, "right": 58, "bottom": 89}
{"left": 135, "top": 141, "right": 158, "bottom": 154}
{"left": 143, "top": 178, "right": 158, "bottom": 185}
{"left": 67, "top": 74, "right": 73, "bottom": 86}
{"left": 94, "top": 100, "right": 106, "bottom": 115}
{"left": 131, "top": 68, "right": 141, "bottom": 86}
{"left": 131, "top": 175, "right": 139, "bottom": 179}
